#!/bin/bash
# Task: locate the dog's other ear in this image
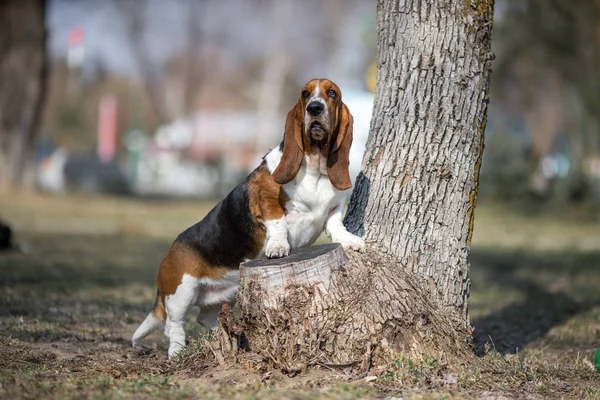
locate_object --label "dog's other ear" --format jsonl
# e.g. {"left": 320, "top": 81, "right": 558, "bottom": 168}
{"left": 272, "top": 101, "right": 304, "bottom": 185}
{"left": 327, "top": 103, "right": 353, "bottom": 191}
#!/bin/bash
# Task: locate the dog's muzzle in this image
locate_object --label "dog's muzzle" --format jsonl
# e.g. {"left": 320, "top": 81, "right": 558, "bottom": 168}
{"left": 309, "top": 121, "right": 326, "bottom": 142}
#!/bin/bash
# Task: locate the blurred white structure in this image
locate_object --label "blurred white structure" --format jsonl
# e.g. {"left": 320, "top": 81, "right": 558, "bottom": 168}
{"left": 131, "top": 111, "right": 283, "bottom": 197}
{"left": 341, "top": 88, "right": 374, "bottom": 184}
{"left": 36, "top": 148, "right": 67, "bottom": 193}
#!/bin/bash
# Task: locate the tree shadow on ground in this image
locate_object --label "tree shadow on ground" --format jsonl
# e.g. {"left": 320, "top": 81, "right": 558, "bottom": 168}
{"left": 0, "top": 232, "right": 168, "bottom": 288}
{"left": 0, "top": 231, "right": 170, "bottom": 321}
{"left": 470, "top": 248, "right": 600, "bottom": 355}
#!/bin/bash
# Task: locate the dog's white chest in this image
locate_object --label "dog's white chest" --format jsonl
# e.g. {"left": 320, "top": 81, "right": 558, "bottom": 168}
{"left": 264, "top": 147, "right": 347, "bottom": 249}
{"left": 282, "top": 161, "right": 339, "bottom": 249}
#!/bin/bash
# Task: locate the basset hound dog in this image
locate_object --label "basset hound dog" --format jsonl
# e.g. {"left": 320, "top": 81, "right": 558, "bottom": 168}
{"left": 132, "top": 78, "right": 365, "bottom": 358}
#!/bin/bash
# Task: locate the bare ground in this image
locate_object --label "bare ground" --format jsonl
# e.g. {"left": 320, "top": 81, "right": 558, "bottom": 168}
{"left": 0, "top": 194, "right": 598, "bottom": 399}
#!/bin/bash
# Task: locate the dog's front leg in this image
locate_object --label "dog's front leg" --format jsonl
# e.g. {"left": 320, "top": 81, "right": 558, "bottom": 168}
{"left": 326, "top": 199, "right": 365, "bottom": 252}
{"left": 264, "top": 217, "right": 290, "bottom": 258}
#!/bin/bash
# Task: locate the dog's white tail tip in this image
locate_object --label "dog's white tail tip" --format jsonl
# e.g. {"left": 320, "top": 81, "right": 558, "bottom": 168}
{"left": 132, "top": 312, "right": 163, "bottom": 347}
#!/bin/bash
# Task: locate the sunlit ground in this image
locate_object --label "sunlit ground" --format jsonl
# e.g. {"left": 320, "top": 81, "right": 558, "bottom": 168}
{"left": 0, "top": 194, "right": 598, "bottom": 398}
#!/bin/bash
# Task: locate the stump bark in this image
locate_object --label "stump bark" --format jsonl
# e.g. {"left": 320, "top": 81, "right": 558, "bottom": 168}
{"left": 236, "top": 244, "right": 348, "bottom": 372}
{"left": 225, "top": 244, "right": 465, "bottom": 373}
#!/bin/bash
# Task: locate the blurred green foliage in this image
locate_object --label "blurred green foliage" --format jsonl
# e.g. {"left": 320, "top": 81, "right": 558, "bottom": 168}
{"left": 480, "top": 132, "right": 534, "bottom": 201}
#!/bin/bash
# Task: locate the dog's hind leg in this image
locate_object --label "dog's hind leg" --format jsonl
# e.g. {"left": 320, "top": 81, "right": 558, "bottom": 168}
{"left": 164, "top": 274, "right": 200, "bottom": 359}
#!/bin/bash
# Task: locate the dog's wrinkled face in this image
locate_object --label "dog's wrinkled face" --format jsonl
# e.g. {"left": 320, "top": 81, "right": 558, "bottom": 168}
{"left": 299, "top": 79, "right": 342, "bottom": 146}
{"left": 272, "top": 78, "right": 353, "bottom": 190}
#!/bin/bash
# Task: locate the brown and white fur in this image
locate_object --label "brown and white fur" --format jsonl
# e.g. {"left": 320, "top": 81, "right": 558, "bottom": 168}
{"left": 132, "top": 79, "right": 365, "bottom": 358}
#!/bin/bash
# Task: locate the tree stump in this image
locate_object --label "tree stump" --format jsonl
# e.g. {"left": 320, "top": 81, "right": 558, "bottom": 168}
{"left": 215, "top": 244, "right": 468, "bottom": 373}
{"left": 235, "top": 243, "right": 347, "bottom": 372}
{"left": 240, "top": 243, "right": 347, "bottom": 307}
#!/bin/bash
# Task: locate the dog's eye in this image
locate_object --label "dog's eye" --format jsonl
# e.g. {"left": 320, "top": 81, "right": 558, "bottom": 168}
{"left": 302, "top": 90, "right": 310, "bottom": 99}
{"left": 327, "top": 89, "right": 336, "bottom": 98}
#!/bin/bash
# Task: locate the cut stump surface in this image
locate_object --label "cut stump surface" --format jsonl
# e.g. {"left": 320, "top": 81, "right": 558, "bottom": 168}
{"left": 240, "top": 243, "right": 347, "bottom": 306}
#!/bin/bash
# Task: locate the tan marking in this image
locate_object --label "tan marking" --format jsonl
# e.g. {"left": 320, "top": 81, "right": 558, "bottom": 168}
{"left": 157, "top": 243, "right": 230, "bottom": 297}
{"left": 303, "top": 132, "right": 314, "bottom": 156}
{"left": 327, "top": 103, "right": 353, "bottom": 190}
{"left": 151, "top": 290, "right": 166, "bottom": 321}
{"left": 271, "top": 105, "right": 304, "bottom": 184}
{"left": 248, "top": 166, "right": 290, "bottom": 222}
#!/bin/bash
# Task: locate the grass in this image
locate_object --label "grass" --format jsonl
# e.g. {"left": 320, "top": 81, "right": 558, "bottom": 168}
{"left": 0, "top": 193, "right": 599, "bottom": 398}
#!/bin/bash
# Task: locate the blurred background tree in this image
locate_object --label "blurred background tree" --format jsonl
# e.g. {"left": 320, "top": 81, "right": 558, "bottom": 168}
{"left": 488, "top": 0, "right": 600, "bottom": 203}
{"left": 0, "top": 0, "right": 47, "bottom": 191}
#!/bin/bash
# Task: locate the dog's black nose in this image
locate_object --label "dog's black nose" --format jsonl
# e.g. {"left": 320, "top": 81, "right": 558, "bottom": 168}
{"left": 306, "top": 101, "right": 324, "bottom": 117}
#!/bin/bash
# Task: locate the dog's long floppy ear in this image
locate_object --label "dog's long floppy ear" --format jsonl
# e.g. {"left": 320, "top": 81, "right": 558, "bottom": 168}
{"left": 271, "top": 101, "right": 304, "bottom": 185}
{"left": 327, "top": 103, "right": 353, "bottom": 191}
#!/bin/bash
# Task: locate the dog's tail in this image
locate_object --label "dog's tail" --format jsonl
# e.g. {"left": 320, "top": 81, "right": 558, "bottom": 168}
{"left": 132, "top": 290, "right": 166, "bottom": 347}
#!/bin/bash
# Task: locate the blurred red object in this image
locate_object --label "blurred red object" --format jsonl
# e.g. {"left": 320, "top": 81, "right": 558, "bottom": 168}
{"left": 68, "top": 26, "right": 84, "bottom": 47}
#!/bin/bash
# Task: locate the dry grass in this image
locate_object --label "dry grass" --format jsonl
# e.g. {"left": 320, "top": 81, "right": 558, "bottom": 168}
{"left": 0, "top": 194, "right": 599, "bottom": 399}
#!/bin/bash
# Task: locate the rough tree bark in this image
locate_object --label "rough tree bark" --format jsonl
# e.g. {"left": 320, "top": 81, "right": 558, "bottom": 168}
{"left": 220, "top": 0, "right": 494, "bottom": 371}
{"left": 345, "top": 0, "right": 494, "bottom": 325}
{"left": 0, "top": 0, "right": 48, "bottom": 191}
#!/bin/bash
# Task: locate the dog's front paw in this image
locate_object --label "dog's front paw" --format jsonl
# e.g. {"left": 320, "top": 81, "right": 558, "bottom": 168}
{"left": 265, "top": 238, "right": 290, "bottom": 258}
{"left": 335, "top": 232, "right": 366, "bottom": 252}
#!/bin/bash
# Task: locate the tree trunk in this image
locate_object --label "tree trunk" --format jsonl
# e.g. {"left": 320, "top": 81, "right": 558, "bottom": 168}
{"left": 345, "top": 0, "right": 494, "bottom": 325}
{"left": 0, "top": 0, "right": 48, "bottom": 191}
{"left": 228, "top": 0, "right": 494, "bottom": 370}
{"left": 117, "top": 0, "right": 170, "bottom": 125}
